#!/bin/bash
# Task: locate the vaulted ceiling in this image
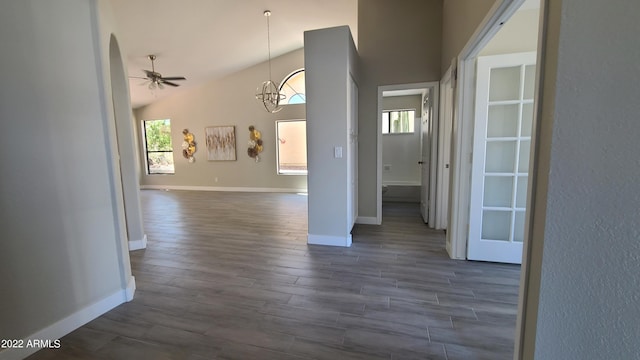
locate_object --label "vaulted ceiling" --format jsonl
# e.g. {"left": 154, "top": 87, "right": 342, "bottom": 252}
{"left": 109, "top": 0, "right": 357, "bottom": 109}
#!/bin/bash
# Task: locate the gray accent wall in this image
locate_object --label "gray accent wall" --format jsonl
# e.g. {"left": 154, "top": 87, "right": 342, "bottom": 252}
{"left": 357, "top": 0, "right": 443, "bottom": 219}
{"left": 441, "top": 0, "right": 497, "bottom": 74}
{"left": 0, "top": 0, "right": 132, "bottom": 340}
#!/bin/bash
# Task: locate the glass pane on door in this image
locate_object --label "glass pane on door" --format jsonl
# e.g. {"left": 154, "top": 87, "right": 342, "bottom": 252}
{"left": 513, "top": 211, "right": 526, "bottom": 242}
{"left": 482, "top": 210, "right": 511, "bottom": 241}
{"left": 524, "top": 65, "right": 537, "bottom": 99}
{"left": 484, "top": 176, "right": 513, "bottom": 207}
{"left": 516, "top": 176, "right": 528, "bottom": 208}
{"left": 486, "top": 141, "right": 516, "bottom": 173}
{"left": 489, "top": 66, "right": 521, "bottom": 101}
{"left": 518, "top": 140, "right": 531, "bottom": 173}
{"left": 488, "top": 104, "right": 519, "bottom": 137}
{"left": 521, "top": 103, "right": 533, "bottom": 136}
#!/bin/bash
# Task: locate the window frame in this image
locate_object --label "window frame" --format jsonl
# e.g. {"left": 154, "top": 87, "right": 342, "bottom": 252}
{"left": 279, "top": 69, "right": 306, "bottom": 105}
{"left": 382, "top": 108, "right": 416, "bottom": 135}
{"left": 142, "top": 119, "right": 175, "bottom": 175}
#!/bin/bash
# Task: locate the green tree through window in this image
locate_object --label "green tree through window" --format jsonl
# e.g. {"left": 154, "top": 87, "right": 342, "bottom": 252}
{"left": 143, "top": 119, "right": 175, "bottom": 174}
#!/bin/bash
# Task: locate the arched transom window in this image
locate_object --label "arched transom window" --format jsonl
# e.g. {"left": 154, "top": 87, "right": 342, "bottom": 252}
{"left": 279, "top": 69, "right": 305, "bottom": 105}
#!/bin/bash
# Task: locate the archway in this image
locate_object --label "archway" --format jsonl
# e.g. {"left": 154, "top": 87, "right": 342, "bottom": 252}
{"left": 109, "top": 34, "right": 147, "bottom": 251}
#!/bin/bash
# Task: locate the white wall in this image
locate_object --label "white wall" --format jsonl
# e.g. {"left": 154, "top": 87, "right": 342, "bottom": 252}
{"left": 521, "top": 1, "right": 640, "bottom": 358}
{"left": 480, "top": 8, "right": 539, "bottom": 56}
{"left": 305, "top": 26, "right": 359, "bottom": 246}
{"left": 0, "top": 0, "right": 132, "bottom": 351}
{"left": 135, "top": 49, "right": 307, "bottom": 192}
{"left": 382, "top": 95, "right": 422, "bottom": 185}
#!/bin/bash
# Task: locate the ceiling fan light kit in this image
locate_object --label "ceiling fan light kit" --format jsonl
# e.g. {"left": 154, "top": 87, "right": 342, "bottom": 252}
{"left": 255, "top": 10, "right": 285, "bottom": 113}
{"left": 134, "top": 54, "right": 186, "bottom": 91}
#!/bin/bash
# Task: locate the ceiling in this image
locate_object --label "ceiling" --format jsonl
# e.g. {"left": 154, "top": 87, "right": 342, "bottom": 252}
{"left": 109, "top": 0, "right": 358, "bottom": 109}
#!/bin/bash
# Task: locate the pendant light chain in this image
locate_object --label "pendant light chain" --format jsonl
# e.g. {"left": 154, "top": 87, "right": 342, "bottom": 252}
{"left": 266, "top": 11, "right": 273, "bottom": 81}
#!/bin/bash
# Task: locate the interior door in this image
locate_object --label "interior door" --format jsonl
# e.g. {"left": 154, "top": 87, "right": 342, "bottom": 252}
{"left": 420, "top": 90, "right": 431, "bottom": 223}
{"left": 467, "top": 52, "right": 536, "bottom": 264}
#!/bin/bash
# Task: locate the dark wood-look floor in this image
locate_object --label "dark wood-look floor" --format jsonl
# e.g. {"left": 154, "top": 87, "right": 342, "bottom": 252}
{"left": 28, "top": 190, "right": 520, "bottom": 360}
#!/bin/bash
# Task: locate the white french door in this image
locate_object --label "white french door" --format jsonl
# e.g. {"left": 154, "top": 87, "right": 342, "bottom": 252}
{"left": 467, "top": 52, "right": 536, "bottom": 264}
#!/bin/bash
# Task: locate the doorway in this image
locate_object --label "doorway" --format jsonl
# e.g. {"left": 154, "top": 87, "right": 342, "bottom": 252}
{"left": 444, "top": 0, "right": 543, "bottom": 358}
{"left": 447, "top": 0, "right": 540, "bottom": 261}
{"left": 376, "top": 82, "right": 439, "bottom": 226}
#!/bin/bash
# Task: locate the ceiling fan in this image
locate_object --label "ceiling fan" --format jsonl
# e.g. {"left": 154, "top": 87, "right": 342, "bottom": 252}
{"left": 131, "top": 54, "right": 186, "bottom": 90}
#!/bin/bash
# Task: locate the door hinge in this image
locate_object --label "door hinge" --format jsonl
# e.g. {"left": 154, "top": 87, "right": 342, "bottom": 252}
{"left": 451, "top": 68, "right": 458, "bottom": 90}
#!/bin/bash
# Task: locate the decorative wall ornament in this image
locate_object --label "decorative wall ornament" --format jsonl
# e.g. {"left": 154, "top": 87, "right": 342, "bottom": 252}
{"left": 181, "top": 129, "right": 197, "bottom": 163}
{"left": 205, "top": 126, "right": 237, "bottom": 161}
{"left": 247, "top": 125, "right": 264, "bottom": 162}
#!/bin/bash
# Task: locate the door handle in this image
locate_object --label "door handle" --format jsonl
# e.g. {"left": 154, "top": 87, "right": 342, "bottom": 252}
{"left": 418, "top": 161, "right": 424, "bottom": 164}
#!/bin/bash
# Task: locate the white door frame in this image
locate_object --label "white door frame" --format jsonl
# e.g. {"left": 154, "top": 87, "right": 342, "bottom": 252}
{"left": 447, "top": 0, "right": 528, "bottom": 258}
{"left": 427, "top": 84, "right": 439, "bottom": 227}
{"left": 446, "top": 0, "right": 542, "bottom": 359}
{"left": 347, "top": 73, "right": 359, "bottom": 230}
{"left": 420, "top": 89, "right": 433, "bottom": 223}
{"left": 376, "top": 82, "right": 439, "bottom": 225}
{"left": 435, "top": 68, "right": 454, "bottom": 230}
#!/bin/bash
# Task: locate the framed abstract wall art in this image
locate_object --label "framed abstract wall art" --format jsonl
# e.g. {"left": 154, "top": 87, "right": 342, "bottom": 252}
{"left": 205, "top": 126, "right": 236, "bottom": 161}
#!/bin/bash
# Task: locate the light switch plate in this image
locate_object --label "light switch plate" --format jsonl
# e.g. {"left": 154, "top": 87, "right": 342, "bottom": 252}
{"left": 334, "top": 146, "right": 343, "bottom": 158}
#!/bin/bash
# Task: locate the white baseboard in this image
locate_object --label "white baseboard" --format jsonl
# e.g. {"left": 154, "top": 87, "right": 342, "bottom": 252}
{"left": 0, "top": 276, "right": 135, "bottom": 360}
{"left": 307, "top": 233, "right": 352, "bottom": 247}
{"left": 446, "top": 240, "right": 466, "bottom": 260}
{"left": 356, "top": 216, "right": 380, "bottom": 225}
{"left": 382, "top": 181, "right": 421, "bottom": 186}
{"left": 140, "top": 185, "right": 307, "bottom": 193}
{"left": 125, "top": 276, "right": 136, "bottom": 301}
{"left": 128, "top": 234, "right": 147, "bottom": 251}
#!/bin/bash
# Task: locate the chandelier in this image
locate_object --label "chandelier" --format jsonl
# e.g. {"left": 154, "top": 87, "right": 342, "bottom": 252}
{"left": 255, "top": 10, "right": 285, "bottom": 113}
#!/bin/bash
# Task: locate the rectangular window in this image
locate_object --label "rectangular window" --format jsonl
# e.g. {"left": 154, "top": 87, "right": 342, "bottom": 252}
{"left": 142, "top": 119, "right": 175, "bottom": 174}
{"left": 382, "top": 109, "right": 415, "bottom": 134}
{"left": 276, "top": 120, "right": 307, "bottom": 175}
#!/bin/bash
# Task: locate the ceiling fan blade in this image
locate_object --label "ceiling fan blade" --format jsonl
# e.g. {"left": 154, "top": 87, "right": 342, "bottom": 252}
{"left": 129, "top": 76, "right": 148, "bottom": 80}
{"left": 160, "top": 80, "right": 180, "bottom": 87}
{"left": 161, "top": 76, "right": 186, "bottom": 81}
